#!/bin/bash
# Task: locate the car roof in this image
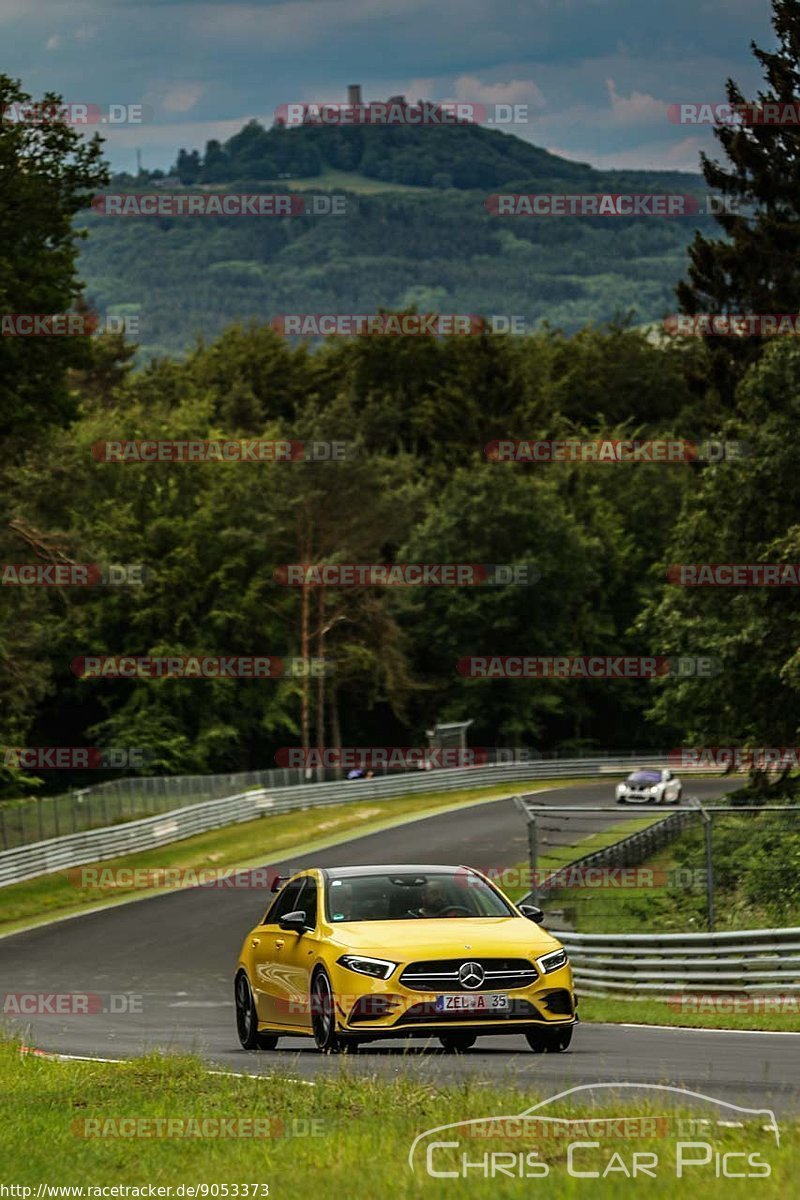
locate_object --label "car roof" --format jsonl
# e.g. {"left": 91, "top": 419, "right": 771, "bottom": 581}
{"left": 320, "top": 864, "right": 474, "bottom": 880}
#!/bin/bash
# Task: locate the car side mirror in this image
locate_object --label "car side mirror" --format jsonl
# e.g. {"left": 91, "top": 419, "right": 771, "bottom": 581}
{"left": 519, "top": 903, "right": 544, "bottom": 924}
{"left": 278, "top": 909, "right": 308, "bottom": 932}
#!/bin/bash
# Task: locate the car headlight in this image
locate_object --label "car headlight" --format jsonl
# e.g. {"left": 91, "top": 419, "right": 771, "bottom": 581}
{"left": 337, "top": 954, "right": 397, "bottom": 980}
{"left": 535, "top": 948, "right": 568, "bottom": 974}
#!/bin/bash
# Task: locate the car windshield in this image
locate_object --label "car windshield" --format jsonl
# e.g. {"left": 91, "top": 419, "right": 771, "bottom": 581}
{"left": 628, "top": 770, "right": 661, "bottom": 783}
{"left": 325, "top": 872, "right": 515, "bottom": 922}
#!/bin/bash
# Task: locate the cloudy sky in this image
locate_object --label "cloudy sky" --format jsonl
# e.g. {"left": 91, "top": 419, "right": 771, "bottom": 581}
{"left": 1, "top": 0, "right": 777, "bottom": 175}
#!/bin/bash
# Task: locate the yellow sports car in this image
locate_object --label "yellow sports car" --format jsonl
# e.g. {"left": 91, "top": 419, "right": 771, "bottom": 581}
{"left": 234, "top": 864, "right": 576, "bottom": 1054}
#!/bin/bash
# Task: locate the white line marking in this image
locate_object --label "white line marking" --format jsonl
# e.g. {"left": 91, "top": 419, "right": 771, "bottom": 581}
{"left": 605, "top": 1021, "right": 800, "bottom": 1036}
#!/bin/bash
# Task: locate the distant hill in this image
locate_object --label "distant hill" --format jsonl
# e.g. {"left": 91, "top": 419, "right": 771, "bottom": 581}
{"left": 167, "top": 114, "right": 599, "bottom": 190}
{"left": 78, "top": 111, "right": 713, "bottom": 360}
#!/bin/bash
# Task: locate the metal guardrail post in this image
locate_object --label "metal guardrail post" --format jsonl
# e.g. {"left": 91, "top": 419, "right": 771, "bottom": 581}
{"left": 690, "top": 796, "right": 715, "bottom": 932}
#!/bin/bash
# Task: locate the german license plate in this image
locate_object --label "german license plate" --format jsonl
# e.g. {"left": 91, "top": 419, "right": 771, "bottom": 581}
{"left": 434, "top": 993, "right": 509, "bottom": 1013}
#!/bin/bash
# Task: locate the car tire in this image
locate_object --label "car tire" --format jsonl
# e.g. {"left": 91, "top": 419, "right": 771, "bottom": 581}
{"left": 235, "top": 971, "right": 278, "bottom": 1051}
{"left": 439, "top": 1033, "right": 477, "bottom": 1053}
{"left": 310, "top": 968, "right": 352, "bottom": 1054}
{"left": 525, "top": 1026, "right": 573, "bottom": 1053}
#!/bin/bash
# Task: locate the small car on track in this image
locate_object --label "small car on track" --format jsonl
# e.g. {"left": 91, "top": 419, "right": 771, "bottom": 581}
{"left": 615, "top": 768, "right": 682, "bottom": 805}
{"left": 235, "top": 864, "right": 576, "bottom": 1054}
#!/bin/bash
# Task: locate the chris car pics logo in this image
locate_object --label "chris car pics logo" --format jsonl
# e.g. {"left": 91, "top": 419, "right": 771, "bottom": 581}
{"left": 408, "top": 1084, "right": 779, "bottom": 1180}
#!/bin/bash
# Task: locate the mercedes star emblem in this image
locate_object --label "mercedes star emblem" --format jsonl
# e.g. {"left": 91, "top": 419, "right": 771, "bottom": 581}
{"left": 458, "top": 960, "right": 485, "bottom": 989}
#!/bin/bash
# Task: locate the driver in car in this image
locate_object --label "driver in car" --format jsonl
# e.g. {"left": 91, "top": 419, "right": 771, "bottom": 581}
{"left": 410, "top": 878, "right": 454, "bottom": 917}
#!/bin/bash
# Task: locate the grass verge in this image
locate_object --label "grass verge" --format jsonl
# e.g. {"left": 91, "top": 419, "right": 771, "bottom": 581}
{"left": 0, "top": 1038, "right": 793, "bottom": 1195}
{"left": 500, "top": 815, "right": 662, "bottom": 903}
{"left": 578, "top": 995, "right": 800, "bottom": 1032}
{"left": 0, "top": 777, "right": 579, "bottom": 937}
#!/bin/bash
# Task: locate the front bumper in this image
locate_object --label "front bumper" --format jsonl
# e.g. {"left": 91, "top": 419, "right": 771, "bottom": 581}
{"left": 330, "top": 962, "right": 576, "bottom": 1038}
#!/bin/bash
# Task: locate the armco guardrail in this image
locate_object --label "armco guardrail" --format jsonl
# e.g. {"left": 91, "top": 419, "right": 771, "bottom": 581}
{"left": 0, "top": 751, "right": 722, "bottom": 850}
{"left": 0, "top": 749, "right": 674, "bottom": 850}
{"left": 0, "top": 755, "right": 716, "bottom": 886}
{"left": 555, "top": 926, "right": 800, "bottom": 997}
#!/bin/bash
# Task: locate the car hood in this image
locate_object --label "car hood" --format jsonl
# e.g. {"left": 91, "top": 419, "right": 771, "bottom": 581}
{"left": 326, "top": 916, "right": 562, "bottom": 958}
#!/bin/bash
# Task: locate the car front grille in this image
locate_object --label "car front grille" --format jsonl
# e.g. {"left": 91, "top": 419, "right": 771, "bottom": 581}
{"left": 399, "top": 958, "right": 537, "bottom": 992}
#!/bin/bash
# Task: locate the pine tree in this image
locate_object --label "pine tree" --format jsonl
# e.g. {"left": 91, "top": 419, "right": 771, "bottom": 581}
{"left": 677, "top": 0, "right": 800, "bottom": 401}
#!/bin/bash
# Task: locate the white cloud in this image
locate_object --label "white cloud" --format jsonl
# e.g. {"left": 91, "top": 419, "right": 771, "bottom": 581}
{"left": 452, "top": 74, "right": 546, "bottom": 109}
{"left": 159, "top": 84, "right": 206, "bottom": 114}
{"left": 45, "top": 34, "right": 59, "bottom": 50}
{"left": 605, "top": 77, "right": 666, "bottom": 126}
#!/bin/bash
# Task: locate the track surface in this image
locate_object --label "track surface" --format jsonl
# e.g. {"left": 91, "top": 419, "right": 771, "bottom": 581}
{"left": 2, "top": 778, "right": 798, "bottom": 1114}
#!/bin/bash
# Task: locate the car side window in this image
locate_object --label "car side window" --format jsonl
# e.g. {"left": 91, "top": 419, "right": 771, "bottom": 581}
{"left": 263, "top": 878, "right": 304, "bottom": 925}
{"left": 299, "top": 877, "right": 318, "bottom": 929}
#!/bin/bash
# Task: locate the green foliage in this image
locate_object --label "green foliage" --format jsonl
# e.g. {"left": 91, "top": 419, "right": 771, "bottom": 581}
{"left": 677, "top": 0, "right": 800, "bottom": 398}
{"left": 1, "top": 319, "right": 715, "bottom": 793}
{"left": 0, "top": 74, "right": 109, "bottom": 444}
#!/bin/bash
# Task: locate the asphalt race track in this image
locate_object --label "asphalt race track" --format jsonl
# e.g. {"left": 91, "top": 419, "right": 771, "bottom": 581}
{"left": 2, "top": 778, "right": 799, "bottom": 1114}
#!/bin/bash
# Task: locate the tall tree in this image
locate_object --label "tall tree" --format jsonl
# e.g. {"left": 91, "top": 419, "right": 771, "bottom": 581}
{"left": 677, "top": 0, "right": 800, "bottom": 401}
{"left": 0, "top": 77, "right": 109, "bottom": 447}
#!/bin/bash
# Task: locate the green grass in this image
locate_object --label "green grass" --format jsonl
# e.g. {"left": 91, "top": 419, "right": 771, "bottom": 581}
{"left": 557, "top": 842, "right": 683, "bottom": 934}
{"left": 500, "top": 815, "right": 662, "bottom": 903}
{"left": 578, "top": 994, "right": 800, "bottom": 1032}
{"left": 0, "top": 777, "right": 580, "bottom": 937}
{"left": 284, "top": 167, "right": 432, "bottom": 193}
{"left": 0, "top": 1038, "right": 793, "bottom": 1195}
